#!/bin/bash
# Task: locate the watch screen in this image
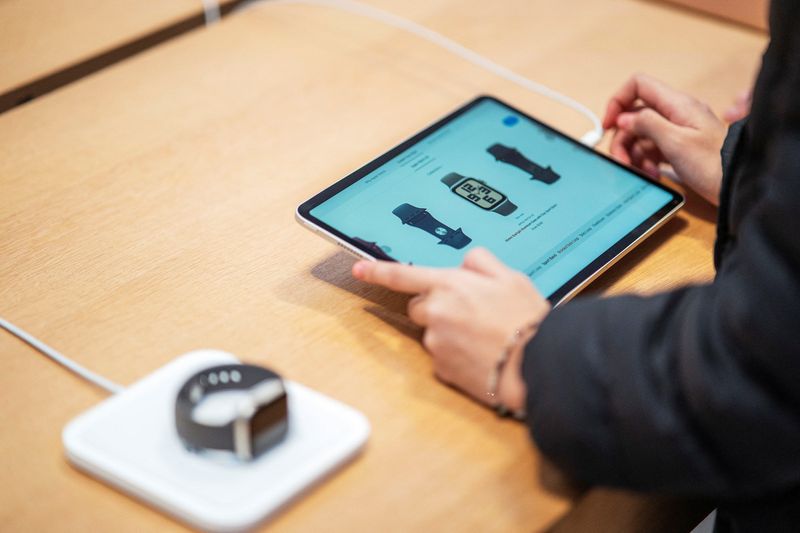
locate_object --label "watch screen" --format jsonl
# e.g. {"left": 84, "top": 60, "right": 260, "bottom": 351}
{"left": 454, "top": 178, "right": 505, "bottom": 210}
{"left": 249, "top": 395, "right": 288, "bottom": 455}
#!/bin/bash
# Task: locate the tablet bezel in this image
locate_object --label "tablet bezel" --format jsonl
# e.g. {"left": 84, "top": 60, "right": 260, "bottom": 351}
{"left": 296, "top": 95, "right": 684, "bottom": 306}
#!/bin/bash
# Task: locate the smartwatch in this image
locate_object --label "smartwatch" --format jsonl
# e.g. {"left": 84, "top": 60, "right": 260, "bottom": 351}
{"left": 392, "top": 203, "right": 472, "bottom": 249}
{"left": 440, "top": 173, "right": 517, "bottom": 216}
{"left": 175, "top": 364, "right": 289, "bottom": 461}
{"left": 487, "top": 143, "right": 561, "bottom": 184}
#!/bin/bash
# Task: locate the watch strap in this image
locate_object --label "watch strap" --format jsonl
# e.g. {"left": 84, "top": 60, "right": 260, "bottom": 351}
{"left": 487, "top": 143, "right": 561, "bottom": 184}
{"left": 440, "top": 172, "right": 464, "bottom": 188}
{"left": 439, "top": 227, "right": 472, "bottom": 249}
{"left": 392, "top": 203, "right": 472, "bottom": 249}
{"left": 175, "top": 364, "right": 282, "bottom": 453}
{"left": 392, "top": 202, "right": 427, "bottom": 225}
{"left": 493, "top": 198, "right": 518, "bottom": 215}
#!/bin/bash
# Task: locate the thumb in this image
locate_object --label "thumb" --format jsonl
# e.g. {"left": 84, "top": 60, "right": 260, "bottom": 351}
{"left": 618, "top": 108, "right": 680, "bottom": 153}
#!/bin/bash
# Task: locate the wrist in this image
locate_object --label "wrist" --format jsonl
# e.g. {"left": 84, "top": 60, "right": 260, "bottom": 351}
{"left": 497, "top": 331, "right": 532, "bottom": 413}
{"left": 488, "top": 320, "right": 540, "bottom": 417}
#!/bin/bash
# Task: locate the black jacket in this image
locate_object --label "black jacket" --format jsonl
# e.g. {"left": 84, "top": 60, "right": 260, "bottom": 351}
{"left": 522, "top": 1, "right": 800, "bottom": 530}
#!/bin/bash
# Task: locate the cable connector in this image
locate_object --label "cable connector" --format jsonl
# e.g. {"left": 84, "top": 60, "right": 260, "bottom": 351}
{"left": 580, "top": 129, "right": 604, "bottom": 147}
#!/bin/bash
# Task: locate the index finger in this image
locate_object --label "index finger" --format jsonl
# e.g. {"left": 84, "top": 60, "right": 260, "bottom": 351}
{"left": 602, "top": 74, "right": 689, "bottom": 129}
{"left": 352, "top": 260, "right": 450, "bottom": 294}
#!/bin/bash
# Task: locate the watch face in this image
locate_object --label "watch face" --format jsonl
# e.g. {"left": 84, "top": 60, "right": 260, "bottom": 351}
{"left": 248, "top": 386, "right": 289, "bottom": 456}
{"left": 453, "top": 178, "right": 506, "bottom": 210}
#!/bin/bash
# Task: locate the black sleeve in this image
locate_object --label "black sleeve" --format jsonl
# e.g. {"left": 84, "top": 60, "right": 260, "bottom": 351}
{"left": 720, "top": 118, "right": 747, "bottom": 173}
{"left": 521, "top": 121, "right": 800, "bottom": 499}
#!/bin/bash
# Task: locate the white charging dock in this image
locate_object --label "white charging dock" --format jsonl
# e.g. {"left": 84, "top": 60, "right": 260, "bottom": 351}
{"left": 63, "top": 350, "right": 370, "bottom": 532}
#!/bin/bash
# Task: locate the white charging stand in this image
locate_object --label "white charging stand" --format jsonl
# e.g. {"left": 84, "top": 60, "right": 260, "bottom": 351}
{"left": 63, "top": 350, "right": 370, "bottom": 532}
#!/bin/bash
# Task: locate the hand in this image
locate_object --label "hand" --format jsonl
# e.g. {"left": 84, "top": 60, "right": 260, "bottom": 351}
{"left": 603, "top": 73, "right": 727, "bottom": 206}
{"left": 352, "top": 248, "right": 551, "bottom": 412}
{"left": 723, "top": 89, "right": 752, "bottom": 123}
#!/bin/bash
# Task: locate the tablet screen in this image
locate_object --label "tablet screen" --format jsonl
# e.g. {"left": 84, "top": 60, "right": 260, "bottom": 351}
{"left": 301, "top": 97, "right": 681, "bottom": 301}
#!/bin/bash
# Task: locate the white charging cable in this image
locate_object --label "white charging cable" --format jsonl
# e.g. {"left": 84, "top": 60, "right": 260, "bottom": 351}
{"left": 1, "top": 317, "right": 124, "bottom": 395}
{"left": 202, "top": 0, "right": 604, "bottom": 146}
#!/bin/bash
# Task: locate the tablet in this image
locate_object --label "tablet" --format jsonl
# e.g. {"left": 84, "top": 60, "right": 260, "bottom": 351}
{"left": 297, "top": 96, "right": 683, "bottom": 305}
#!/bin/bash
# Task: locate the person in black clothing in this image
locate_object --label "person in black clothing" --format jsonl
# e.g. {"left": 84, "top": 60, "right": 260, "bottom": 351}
{"left": 352, "top": 1, "right": 800, "bottom": 530}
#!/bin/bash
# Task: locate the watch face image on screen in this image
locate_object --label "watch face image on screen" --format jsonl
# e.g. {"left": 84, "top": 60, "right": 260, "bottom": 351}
{"left": 454, "top": 178, "right": 506, "bottom": 209}
{"left": 441, "top": 172, "right": 517, "bottom": 215}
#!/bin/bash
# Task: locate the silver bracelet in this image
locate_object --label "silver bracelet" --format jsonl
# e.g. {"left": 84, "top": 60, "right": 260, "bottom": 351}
{"left": 486, "top": 323, "right": 537, "bottom": 420}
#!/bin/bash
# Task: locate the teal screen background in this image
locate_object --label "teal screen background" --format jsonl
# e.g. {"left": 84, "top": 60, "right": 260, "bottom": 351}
{"left": 310, "top": 99, "right": 674, "bottom": 297}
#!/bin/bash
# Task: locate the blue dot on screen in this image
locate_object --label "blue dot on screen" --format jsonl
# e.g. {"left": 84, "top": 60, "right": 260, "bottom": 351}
{"left": 502, "top": 115, "right": 519, "bottom": 126}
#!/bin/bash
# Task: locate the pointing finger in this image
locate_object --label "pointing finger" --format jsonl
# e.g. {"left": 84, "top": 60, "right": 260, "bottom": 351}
{"left": 462, "top": 247, "right": 510, "bottom": 277}
{"left": 353, "top": 260, "right": 448, "bottom": 294}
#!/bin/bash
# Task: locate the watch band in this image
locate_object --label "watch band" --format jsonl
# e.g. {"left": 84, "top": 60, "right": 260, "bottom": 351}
{"left": 494, "top": 199, "right": 517, "bottom": 215}
{"left": 440, "top": 172, "right": 518, "bottom": 216}
{"left": 392, "top": 203, "right": 472, "bottom": 249}
{"left": 487, "top": 143, "right": 561, "bottom": 184}
{"left": 175, "top": 364, "right": 288, "bottom": 460}
{"left": 440, "top": 172, "right": 463, "bottom": 188}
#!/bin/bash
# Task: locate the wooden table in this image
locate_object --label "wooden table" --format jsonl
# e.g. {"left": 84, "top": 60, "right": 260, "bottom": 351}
{"left": 0, "top": 1, "right": 766, "bottom": 531}
{"left": 662, "top": 0, "right": 769, "bottom": 31}
{"left": 0, "top": 0, "right": 245, "bottom": 112}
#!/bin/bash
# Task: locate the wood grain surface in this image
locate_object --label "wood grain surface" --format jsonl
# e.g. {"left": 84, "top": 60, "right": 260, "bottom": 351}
{"left": 0, "top": 1, "right": 767, "bottom": 531}
{"left": 660, "top": 0, "right": 769, "bottom": 30}
{"left": 0, "top": 0, "right": 199, "bottom": 95}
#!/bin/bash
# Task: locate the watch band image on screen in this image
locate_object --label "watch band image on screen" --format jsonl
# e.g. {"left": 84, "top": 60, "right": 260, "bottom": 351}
{"left": 392, "top": 203, "right": 472, "bottom": 249}
{"left": 440, "top": 172, "right": 517, "bottom": 215}
{"left": 487, "top": 143, "right": 561, "bottom": 184}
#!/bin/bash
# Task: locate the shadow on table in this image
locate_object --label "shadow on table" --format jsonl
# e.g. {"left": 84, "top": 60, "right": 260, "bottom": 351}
{"left": 582, "top": 212, "right": 689, "bottom": 295}
{"left": 309, "top": 252, "right": 421, "bottom": 343}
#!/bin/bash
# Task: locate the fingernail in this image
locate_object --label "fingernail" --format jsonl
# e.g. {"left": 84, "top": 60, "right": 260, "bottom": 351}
{"left": 617, "top": 114, "right": 632, "bottom": 128}
{"left": 352, "top": 261, "right": 366, "bottom": 279}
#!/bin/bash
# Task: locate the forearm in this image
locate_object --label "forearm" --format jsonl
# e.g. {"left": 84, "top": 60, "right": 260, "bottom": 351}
{"left": 521, "top": 288, "right": 713, "bottom": 492}
{"left": 521, "top": 276, "right": 800, "bottom": 499}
